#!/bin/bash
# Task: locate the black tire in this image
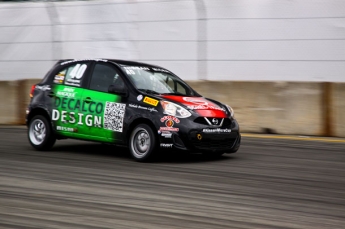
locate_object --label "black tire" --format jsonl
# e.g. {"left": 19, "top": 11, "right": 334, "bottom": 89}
{"left": 129, "top": 124, "right": 157, "bottom": 162}
{"left": 28, "top": 115, "right": 56, "bottom": 150}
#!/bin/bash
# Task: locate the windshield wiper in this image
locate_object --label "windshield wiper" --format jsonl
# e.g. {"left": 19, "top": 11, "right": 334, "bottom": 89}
{"left": 138, "top": 89, "right": 160, "bottom": 95}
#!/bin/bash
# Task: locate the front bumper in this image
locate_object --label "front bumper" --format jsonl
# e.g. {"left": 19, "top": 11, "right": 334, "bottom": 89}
{"left": 158, "top": 117, "right": 241, "bottom": 153}
{"left": 187, "top": 130, "right": 241, "bottom": 153}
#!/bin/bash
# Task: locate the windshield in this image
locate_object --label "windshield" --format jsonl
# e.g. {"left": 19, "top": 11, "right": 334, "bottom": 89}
{"left": 121, "top": 65, "right": 195, "bottom": 96}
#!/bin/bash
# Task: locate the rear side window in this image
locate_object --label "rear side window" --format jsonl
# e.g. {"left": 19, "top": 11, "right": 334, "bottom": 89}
{"left": 89, "top": 63, "right": 123, "bottom": 93}
{"left": 53, "top": 63, "right": 88, "bottom": 87}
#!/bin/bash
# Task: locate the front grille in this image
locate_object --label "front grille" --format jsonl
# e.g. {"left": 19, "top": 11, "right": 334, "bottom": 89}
{"left": 223, "top": 118, "right": 232, "bottom": 127}
{"left": 191, "top": 138, "right": 237, "bottom": 150}
{"left": 194, "top": 117, "right": 232, "bottom": 127}
{"left": 194, "top": 117, "right": 209, "bottom": 125}
{"left": 189, "top": 130, "right": 238, "bottom": 151}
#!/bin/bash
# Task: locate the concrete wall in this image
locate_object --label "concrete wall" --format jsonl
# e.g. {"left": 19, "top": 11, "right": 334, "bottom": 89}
{"left": 188, "top": 81, "right": 324, "bottom": 136}
{"left": 0, "top": 79, "right": 40, "bottom": 125}
{"left": 333, "top": 83, "right": 345, "bottom": 137}
{"left": 0, "top": 81, "right": 18, "bottom": 124}
{"left": 0, "top": 79, "right": 344, "bottom": 137}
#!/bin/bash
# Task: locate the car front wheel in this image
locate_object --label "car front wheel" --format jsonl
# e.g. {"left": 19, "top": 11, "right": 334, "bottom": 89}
{"left": 129, "top": 124, "right": 156, "bottom": 162}
{"left": 28, "top": 115, "right": 56, "bottom": 150}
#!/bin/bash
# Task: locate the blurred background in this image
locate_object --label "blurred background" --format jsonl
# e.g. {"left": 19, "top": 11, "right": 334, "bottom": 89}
{"left": 0, "top": 0, "right": 344, "bottom": 136}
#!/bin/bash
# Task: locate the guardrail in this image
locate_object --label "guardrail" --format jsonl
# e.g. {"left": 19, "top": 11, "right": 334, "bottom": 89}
{"left": 1, "top": 79, "right": 344, "bottom": 137}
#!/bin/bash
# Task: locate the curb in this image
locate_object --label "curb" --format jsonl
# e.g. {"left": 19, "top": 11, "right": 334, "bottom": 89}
{"left": 242, "top": 133, "right": 345, "bottom": 143}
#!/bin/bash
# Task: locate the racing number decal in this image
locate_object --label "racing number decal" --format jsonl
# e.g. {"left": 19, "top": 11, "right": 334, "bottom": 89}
{"left": 65, "top": 64, "right": 87, "bottom": 86}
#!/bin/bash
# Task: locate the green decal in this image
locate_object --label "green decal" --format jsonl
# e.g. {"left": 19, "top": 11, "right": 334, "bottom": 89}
{"left": 51, "top": 85, "right": 123, "bottom": 143}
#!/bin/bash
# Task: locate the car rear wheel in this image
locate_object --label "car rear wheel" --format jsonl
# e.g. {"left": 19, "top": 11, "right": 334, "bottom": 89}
{"left": 129, "top": 124, "right": 156, "bottom": 162}
{"left": 28, "top": 115, "right": 56, "bottom": 150}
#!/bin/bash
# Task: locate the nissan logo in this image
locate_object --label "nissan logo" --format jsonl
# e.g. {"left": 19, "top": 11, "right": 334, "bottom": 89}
{"left": 212, "top": 118, "right": 218, "bottom": 125}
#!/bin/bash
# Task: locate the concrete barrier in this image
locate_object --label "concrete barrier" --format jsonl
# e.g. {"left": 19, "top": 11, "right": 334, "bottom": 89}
{"left": 18, "top": 79, "right": 41, "bottom": 124}
{"left": 333, "top": 83, "right": 345, "bottom": 137}
{"left": 0, "top": 81, "right": 18, "bottom": 124}
{"left": 0, "top": 79, "right": 40, "bottom": 125}
{"left": 0, "top": 79, "right": 344, "bottom": 137}
{"left": 187, "top": 81, "right": 323, "bottom": 136}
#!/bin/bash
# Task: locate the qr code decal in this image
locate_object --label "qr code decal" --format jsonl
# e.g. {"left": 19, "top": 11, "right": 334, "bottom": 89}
{"left": 103, "top": 102, "right": 126, "bottom": 132}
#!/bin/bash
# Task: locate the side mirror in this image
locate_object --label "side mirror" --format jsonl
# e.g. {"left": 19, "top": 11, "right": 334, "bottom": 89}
{"left": 108, "top": 84, "right": 128, "bottom": 97}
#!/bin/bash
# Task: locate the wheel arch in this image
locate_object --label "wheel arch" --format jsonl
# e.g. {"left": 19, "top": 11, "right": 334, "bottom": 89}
{"left": 27, "top": 107, "right": 52, "bottom": 127}
{"left": 126, "top": 117, "right": 158, "bottom": 145}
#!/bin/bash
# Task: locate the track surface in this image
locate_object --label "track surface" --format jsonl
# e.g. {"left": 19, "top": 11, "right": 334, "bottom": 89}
{"left": 0, "top": 127, "right": 344, "bottom": 229}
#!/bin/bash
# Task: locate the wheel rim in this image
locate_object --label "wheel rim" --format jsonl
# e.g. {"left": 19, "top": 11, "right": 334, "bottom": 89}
{"left": 131, "top": 127, "right": 151, "bottom": 158}
{"left": 29, "top": 119, "right": 46, "bottom": 145}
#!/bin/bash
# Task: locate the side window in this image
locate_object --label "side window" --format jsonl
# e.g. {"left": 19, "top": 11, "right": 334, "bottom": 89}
{"left": 89, "top": 64, "right": 123, "bottom": 93}
{"left": 176, "top": 82, "right": 187, "bottom": 94}
{"left": 166, "top": 77, "right": 175, "bottom": 90}
{"left": 53, "top": 63, "right": 88, "bottom": 87}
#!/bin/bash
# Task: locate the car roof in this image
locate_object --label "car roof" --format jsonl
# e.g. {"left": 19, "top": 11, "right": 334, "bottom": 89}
{"left": 57, "top": 58, "right": 165, "bottom": 69}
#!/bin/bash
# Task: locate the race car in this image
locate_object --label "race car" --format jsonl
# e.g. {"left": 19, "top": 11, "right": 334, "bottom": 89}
{"left": 26, "top": 59, "right": 241, "bottom": 161}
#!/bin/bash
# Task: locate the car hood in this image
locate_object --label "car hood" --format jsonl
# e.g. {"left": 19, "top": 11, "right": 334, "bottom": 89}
{"left": 160, "top": 95, "right": 228, "bottom": 118}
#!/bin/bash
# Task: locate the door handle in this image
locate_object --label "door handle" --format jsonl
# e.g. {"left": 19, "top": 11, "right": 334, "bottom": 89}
{"left": 84, "top": 97, "right": 92, "bottom": 103}
{"left": 48, "top": 92, "right": 55, "bottom": 97}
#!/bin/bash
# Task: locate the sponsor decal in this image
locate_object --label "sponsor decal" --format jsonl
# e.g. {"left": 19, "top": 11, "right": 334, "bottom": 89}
{"left": 202, "top": 128, "right": 231, "bottom": 133}
{"left": 159, "top": 118, "right": 179, "bottom": 132}
{"left": 165, "top": 119, "right": 174, "bottom": 128}
{"left": 60, "top": 59, "right": 107, "bottom": 65}
{"left": 103, "top": 102, "right": 126, "bottom": 132}
{"left": 54, "top": 70, "right": 66, "bottom": 84}
{"left": 35, "top": 85, "right": 51, "bottom": 91}
{"left": 160, "top": 143, "right": 173, "bottom": 148}
{"left": 183, "top": 97, "right": 208, "bottom": 105}
{"left": 159, "top": 127, "right": 179, "bottom": 132}
{"left": 123, "top": 66, "right": 150, "bottom": 71}
{"left": 52, "top": 97, "right": 103, "bottom": 127}
{"left": 152, "top": 68, "right": 170, "bottom": 73}
{"left": 52, "top": 100, "right": 126, "bottom": 132}
{"left": 161, "top": 131, "right": 172, "bottom": 138}
{"left": 123, "top": 66, "right": 150, "bottom": 75}
{"left": 129, "top": 104, "right": 158, "bottom": 112}
{"left": 137, "top": 94, "right": 143, "bottom": 101}
{"left": 143, "top": 97, "right": 159, "bottom": 106}
{"left": 54, "top": 74, "right": 65, "bottom": 81}
{"left": 54, "top": 97, "right": 103, "bottom": 114}
{"left": 56, "top": 126, "right": 77, "bottom": 132}
{"left": 160, "top": 116, "right": 180, "bottom": 123}
{"left": 56, "top": 87, "right": 77, "bottom": 98}
{"left": 53, "top": 80, "right": 64, "bottom": 84}
{"left": 187, "top": 105, "right": 225, "bottom": 111}
{"left": 122, "top": 66, "right": 168, "bottom": 73}
{"left": 52, "top": 109, "right": 102, "bottom": 127}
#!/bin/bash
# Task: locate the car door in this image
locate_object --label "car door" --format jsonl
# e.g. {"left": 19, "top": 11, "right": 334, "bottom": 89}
{"left": 77, "top": 62, "right": 128, "bottom": 143}
{"left": 50, "top": 61, "right": 90, "bottom": 138}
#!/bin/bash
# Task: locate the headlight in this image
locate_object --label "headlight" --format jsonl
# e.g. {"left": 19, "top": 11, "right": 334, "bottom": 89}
{"left": 225, "top": 104, "right": 234, "bottom": 118}
{"left": 161, "top": 101, "right": 192, "bottom": 118}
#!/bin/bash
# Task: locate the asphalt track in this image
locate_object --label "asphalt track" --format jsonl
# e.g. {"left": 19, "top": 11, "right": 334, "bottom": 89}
{"left": 0, "top": 127, "right": 344, "bottom": 229}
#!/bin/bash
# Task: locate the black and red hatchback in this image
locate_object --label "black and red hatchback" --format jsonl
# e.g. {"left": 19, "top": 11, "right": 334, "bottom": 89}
{"left": 26, "top": 59, "right": 240, "bottom": 161}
